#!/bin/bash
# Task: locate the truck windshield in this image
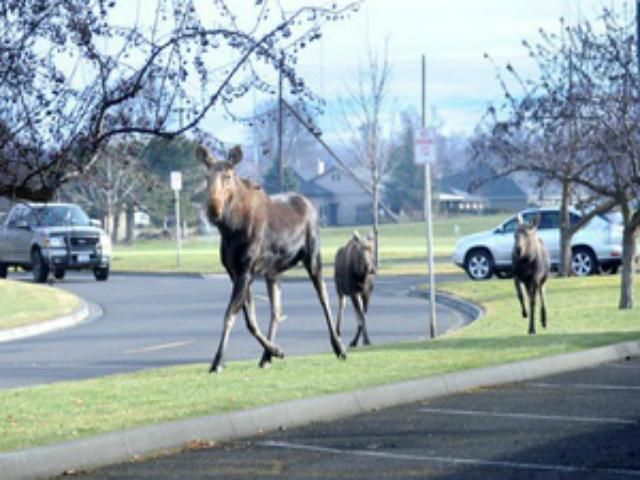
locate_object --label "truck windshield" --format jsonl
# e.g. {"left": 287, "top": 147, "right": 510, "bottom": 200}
{"left": 33, "top": 206, "right": 91, "bottom": 227}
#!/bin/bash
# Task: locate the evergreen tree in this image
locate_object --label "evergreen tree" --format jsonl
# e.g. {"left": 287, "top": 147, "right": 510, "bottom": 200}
{"left": 263, "top": 161, "right": 300, "bottom": 194}
{"left": 384, "top": 115, "right": 423, "bottom": 216}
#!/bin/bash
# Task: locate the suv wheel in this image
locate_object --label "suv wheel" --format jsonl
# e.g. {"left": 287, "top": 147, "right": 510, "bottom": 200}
{"left": 93, "top": 266, "right": 109, "bottom": 281}
{"left": 571, "top": 247, "right": 597, "bottom": 276}
{"left": 31, "top": 248, "right": 50, "bottom": 283}
{"left": 464, "top": 249, "right": 494, "bottom": 280}
{"left": 0, "top": 263, "right": 7, "bottom": 279}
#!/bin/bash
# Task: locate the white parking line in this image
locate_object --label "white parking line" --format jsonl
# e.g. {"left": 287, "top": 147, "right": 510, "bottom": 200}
{"left": 419, "top": 407, "right": 637, "bottom": 425}
{"left": 530, "top": 382, "right": 640, "bottom": 392}
{"left": 257, "top": 440, "right": 640, "bottom": 477}
{"left": 125, "top": 340, "right": 194, "bottom": 354}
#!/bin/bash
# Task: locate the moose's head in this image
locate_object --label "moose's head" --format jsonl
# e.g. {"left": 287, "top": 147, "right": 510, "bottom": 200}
{"left": 352, "top": 230, "right": 376, "bottom": 275}
{"left": 196, "top": 144, "right": 243, "bottom": 222}
{"left": 514, "top": 213, "right": 540, "bottom": 259}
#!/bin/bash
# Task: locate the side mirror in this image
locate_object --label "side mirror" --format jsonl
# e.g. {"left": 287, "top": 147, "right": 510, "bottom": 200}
{"left": 15, "top": 219, "right": 30, "bottom": 230}
{"left": 90, "top": 219, "right": 101, "bottom": 228}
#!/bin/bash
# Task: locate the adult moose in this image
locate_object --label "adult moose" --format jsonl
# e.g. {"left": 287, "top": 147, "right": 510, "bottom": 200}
{"left": 334, "top": 231, "right": 376, "bottom": 347}
{"left": 197, "top": 144, "right": 346, "bottom": 372}
{"left": 512, "top": 214, "right": 550, "bottom": 335}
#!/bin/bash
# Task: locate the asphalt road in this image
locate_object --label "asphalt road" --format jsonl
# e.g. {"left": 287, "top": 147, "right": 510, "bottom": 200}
{"left": 74, "top": 357, "right": 640, "bottom": 480}
{"left": 0, "top": 273, "right": 463, "bottom": 389}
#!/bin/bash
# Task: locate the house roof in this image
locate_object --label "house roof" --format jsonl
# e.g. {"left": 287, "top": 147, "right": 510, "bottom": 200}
{"left": 440, "top": 166, "right": 527, "bottom": 200}
{"left": 293, "top": 171, "right": 333, "bottom": 198}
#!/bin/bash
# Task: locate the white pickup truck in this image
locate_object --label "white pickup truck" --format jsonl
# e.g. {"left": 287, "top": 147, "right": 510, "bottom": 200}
{"left": 0, "top": 202, "right": 111, "bottom": 282}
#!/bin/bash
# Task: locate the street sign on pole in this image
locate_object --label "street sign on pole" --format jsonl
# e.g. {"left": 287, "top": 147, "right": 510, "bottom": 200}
{"left": 170, "top": 171, "right": 182, "bottom": 192}
{"left": 414, "top": 127, "right": 437, "bottom": 165}
{"left": 170, "top": 171, "right": 182, "bottom": 268}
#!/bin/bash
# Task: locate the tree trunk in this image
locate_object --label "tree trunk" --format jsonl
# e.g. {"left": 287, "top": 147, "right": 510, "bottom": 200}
{"left": 372, "top": 180, "right": 380, "bottom": 268}
{"left": 112, "top": 205, "right": 122, "bottom": 244}
{"left": 618, "top": 224, "right": 636, "bottom": 309}
{"left": 558, "top": 179, "right": 572, "bottom": 277}
{"left": 125, "top": 204, "right": 135, "bottom": 244}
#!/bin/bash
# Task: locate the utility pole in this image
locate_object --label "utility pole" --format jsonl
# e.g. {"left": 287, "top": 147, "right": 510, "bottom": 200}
{"left": 421, "top": 54, "right": 437, "bottom": 339}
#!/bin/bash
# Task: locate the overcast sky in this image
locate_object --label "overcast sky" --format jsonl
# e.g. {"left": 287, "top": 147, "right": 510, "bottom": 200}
{"left": 212, "top": 0, "right": 634, "bottom": 143}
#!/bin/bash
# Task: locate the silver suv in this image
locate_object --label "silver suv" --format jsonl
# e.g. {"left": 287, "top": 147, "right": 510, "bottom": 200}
{"left": 0, "top": 203, "right": 111, "bottom": 282}
{"left": 452, "top": 208, "right": 623, "bottom": 280}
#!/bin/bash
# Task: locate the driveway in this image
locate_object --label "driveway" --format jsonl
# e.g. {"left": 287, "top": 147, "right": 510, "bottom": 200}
{"left": 0, "top": 273, "right": 464, "bottom": 389}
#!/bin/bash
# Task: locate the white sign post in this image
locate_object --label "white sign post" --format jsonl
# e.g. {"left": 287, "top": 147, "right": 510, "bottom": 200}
{"left": 170, "top": 171, "right": 182, "bottom": 269}
{"left": 415, "top": 126, "right": 437, "bottom": 339}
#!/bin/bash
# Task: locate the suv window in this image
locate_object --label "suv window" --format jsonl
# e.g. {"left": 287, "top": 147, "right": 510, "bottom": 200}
{"left": 503, "top": 212, "right": 540, "bottom": 233}
{"left": 539, "top": 211, "right": 560, "bottom": 230}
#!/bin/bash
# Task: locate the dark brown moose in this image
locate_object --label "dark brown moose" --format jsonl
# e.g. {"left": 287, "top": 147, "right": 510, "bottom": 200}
{"left": 334, "top": 231, "right": 376, "bottom": 347}
{"left": 197, "top": 144, "right": 346, "bottom": 372}
{"left": 512, "top": 214, "right": 550, "bottom": 335}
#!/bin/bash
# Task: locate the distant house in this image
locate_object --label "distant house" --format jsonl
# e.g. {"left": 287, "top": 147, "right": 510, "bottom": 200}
{"left": 299, "top": 166, "right": 373, "bottom": 226}
{"left": 440, "top": 167, "right": 528, "bottom": 213}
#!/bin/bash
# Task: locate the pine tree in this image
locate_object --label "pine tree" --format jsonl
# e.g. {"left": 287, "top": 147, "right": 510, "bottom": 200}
{"left": 384, "top": 116, "right": 423, "bottom": 216}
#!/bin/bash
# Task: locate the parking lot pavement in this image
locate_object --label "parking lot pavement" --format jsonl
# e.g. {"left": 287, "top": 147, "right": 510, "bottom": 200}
{"left": 73, "top": 357, "right": 640, "bottom": 479}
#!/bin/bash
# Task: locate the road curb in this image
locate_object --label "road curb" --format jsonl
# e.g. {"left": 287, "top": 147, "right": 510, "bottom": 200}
{"left": 2, "top": 338, "right": 639, "bottom": 480}
{"left": 0, "top": 298, "right": 93, "bottom": 344}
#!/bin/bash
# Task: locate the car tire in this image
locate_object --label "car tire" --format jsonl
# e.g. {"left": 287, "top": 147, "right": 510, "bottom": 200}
{"left": 93, "top": 266, "right": 109, "bottom": 281}
{"left": 54, "top": 268, "right": 66, "bottom": 280}
{"left": 31, "top": 248, "right": 50, "bottom": 283}
{"left": 464, "top": 249, "right": 494, "bottom": 280}
{"left": 571, "top": 247, "right": 597, "bottom": 277}
{"left": 0, "top": 263, "right": 7, "bottom": 279}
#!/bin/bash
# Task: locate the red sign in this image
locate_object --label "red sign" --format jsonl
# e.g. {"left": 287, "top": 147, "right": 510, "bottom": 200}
{"left": 414, "top": 127, "right": 436, "bottom": 165}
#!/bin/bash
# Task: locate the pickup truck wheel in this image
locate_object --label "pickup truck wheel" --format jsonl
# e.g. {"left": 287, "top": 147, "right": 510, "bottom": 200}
{"left": 54, "top": 268, "right": 66, "bottom": 280}
{"left": 31, "top": 248, "right": 50, "bottom": 283}
{"left": 0, "top": 263, "right": 7, "bottom": 279}
{"left": 93, "top": 266, "right": 109, "bottom": 281}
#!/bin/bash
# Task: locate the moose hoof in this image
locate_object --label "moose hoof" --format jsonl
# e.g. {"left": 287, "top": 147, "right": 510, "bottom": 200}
{"left": 528, "top": 330, "right": 536, "bottom": 335}
{"left": 271, "top": 346, "right": 285, "bottom": 359}
{"left": 259, "top": 359, "right": 272, "bottom": 369}
{"left": 349, "top": 340, "right": 358, "bottom": 348}
{"left": 337, "top": 350, "right": 347, "bottom": 361}
{"left": 209, "top": 363, "right": 224, "bottom": 374}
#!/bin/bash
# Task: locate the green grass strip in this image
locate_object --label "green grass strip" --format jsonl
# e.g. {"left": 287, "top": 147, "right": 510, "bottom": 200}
{"left": 0, "top": 280, "right": 80, "bottom": 330}
{"left": 1, "top": 275, "right": 638, "bottom": 452}
{"left": 111, "top": 217, "right": 505, "bottom": 274}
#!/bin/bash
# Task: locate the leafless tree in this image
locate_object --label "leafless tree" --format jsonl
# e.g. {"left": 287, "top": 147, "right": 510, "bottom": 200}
{"left": 339, "top": 43, "right": 396, "bottom": 266}
{"left": 476, "top": 9, "right": 639, "bottom": 308}
{"left": 474, "top": 17, "right": 617, "bottom": 277}
{"left": 62, "top": 140, "right": 157, "bottom": 242}
{"left": 0, "top": 0, "right": 361, "bottom": 201}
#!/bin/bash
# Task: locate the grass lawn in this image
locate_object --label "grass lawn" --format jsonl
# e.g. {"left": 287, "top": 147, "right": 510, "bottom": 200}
{"left": 112, "top": 214, "right": 506, "bottom": 275}
{"left": 1, "top": 274, "right": 638, "bottom": 453}
{"left": 0, "top": 280, "right": 81, "bottom": 331}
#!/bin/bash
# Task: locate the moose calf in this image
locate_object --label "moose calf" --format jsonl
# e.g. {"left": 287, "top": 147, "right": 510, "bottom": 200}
{"left": 334, "top": 231, "right": 376, "bottom": 347}
{"left": 512, "top": 214, "right": 550, "bottom": 335}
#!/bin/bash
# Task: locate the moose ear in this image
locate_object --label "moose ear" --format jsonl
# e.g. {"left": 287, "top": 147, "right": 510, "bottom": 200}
{"left": 516, "top": 213, "right": 524, "bottom": 226}
{"left": 227, "top": 145, "right": 243, "bottom": 166}
{"left": 195, "top": 145, "right": 215, "bottom": 168}
{"left": 352, "top": 230, "right": 362, "bottom": 242}
{"left": 530, "top": 214, "right": 541, "bottom": 229}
